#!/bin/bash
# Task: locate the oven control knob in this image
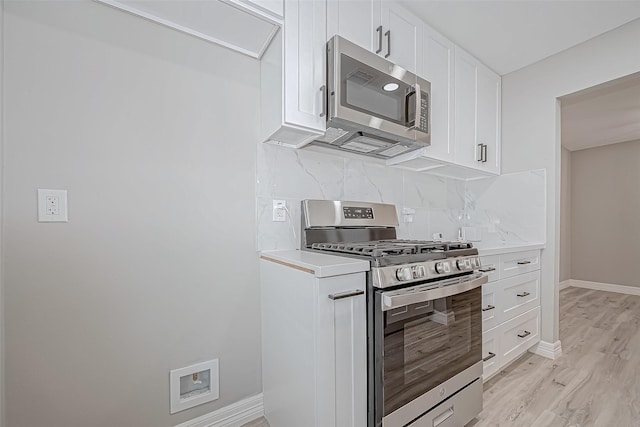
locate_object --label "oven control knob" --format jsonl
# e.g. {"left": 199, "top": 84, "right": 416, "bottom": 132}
{"left": 435, "top": 262, "right": 445, "bottom": 274}
{"left": 413, "top": 265, "right": 426, "bottom": 279}
{"left": 396, "top": 267, "right": 412, "bottom": 281}
{"left": 456, "top": 259, "right": 469, "bottom": 271}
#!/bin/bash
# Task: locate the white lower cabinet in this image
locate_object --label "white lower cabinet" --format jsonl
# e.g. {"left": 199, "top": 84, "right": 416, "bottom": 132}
{"left": 261, "top": 257, "right": 367, "bottom": 427}
{"left": 481, "top": 327, "right": 501, "bottom": 380}
{"left": 481, "top": 249, "right": 541, "bottom": 382}
{"left": 500, "top": 306, "right": 540, "bottom": 367}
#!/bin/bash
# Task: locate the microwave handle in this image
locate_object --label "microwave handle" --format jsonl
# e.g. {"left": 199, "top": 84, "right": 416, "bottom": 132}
{"left": 405, "top": 83, "right": 421, "bottom": 131}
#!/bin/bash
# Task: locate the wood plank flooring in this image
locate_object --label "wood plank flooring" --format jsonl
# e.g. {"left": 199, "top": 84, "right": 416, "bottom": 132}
{"left": 245, "top": 287, "right": 640, "bottom": 427}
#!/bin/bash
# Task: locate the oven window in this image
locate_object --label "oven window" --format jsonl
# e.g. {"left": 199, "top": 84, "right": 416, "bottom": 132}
{"left": 340, "top": 54, "right": 413, "bottom": 126}
{"left": 382, "top": 287, "right": 481, "bottom": 415}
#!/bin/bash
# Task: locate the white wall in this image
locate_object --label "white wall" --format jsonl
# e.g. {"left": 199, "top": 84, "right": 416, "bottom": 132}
{"left": 570, "top": 140, "right": 640, "bottom": 287}
{"left": 502, "top": 18, "right": 640, "bottom": 344}
{"left": 560, "top": 147, "right": 571, "bottom": 282}
{"left": 3, "top": 2, "right": 261, "bottom": 426}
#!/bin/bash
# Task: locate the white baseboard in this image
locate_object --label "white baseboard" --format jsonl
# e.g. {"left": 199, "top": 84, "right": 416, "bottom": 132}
{"left": 559, "top": 280, "right": 572, "bottom": 290}
{"left": 175, "top": 394, "right": 263, "bottom": 427}
{"left": 529, "top": 340, "right": 563, "bottom": 360}
{"left": 564, "top": 279, "right": 640, "bottom": 296}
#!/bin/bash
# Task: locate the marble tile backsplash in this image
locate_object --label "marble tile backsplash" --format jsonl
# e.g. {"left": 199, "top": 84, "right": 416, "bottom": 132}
{"left": 256, "top": 144, "right": 546, "bottom": 251}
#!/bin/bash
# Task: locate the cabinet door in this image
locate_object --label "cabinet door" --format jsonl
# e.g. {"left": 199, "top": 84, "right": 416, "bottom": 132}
{"left": 454, "top": 47, "right": 478, "bottom": 168}
{"left": 454, "top": 47, "right": 501, "bottom": 173}
{"left": 380, "top": 1, "right": 422, "bottom": 75}
{"left": 482, "top": 327, "right": 501, "bottom": 382}
{"left": 283, "top": 0, "right": 327, "bottom": 132}
{"left": 422, "top": 25, "right": 454, "bottom": 161}
{"left": 326, "top": 0, "right": 380, "bottom": 52}
{"left": 477, "top": 63, "right": 501, "bottom": 174}
{"left": 317, "top": 277, "right": 367, "bottom": 427}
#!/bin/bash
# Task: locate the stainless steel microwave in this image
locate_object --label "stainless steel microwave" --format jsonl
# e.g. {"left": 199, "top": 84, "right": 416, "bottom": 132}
{"left": 311, "top": 35, "right": 431, "bottom": 159}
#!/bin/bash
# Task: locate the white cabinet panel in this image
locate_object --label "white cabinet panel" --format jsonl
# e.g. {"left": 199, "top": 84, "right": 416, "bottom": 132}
{"left": 482, "top": 327, "right": 501, "bottom": 382}
{"left": 284, "top": 0, "right": 327, "bottom": 130}
{"left": 454, "top": 47, "right": 501, "bottom": 174}
{"left": 380, "top": 2, "right": 422, "bottom": 75}
{"left": 327, "top": 1, "right": 421, "bottom": 75}
{"left": 480, "top": 250, "right": 541, "bottom": 380}
{"left": 479, "top": 254, "right": 500, "bottom": 282}
{"left": 500, "top": 307, "right": 540, "bottom": 367}
{"left": 324, "top": 285, "right": 367, "bottom": 427}
{"left": 261, "top": 258, "right": 367, "bottom": 427}
{"left": 482, "top": 281, "right": 499, "bottom": 331}
{"left": 454, "top": 47, "right": 478, "bottom": 168}
{"left": 326, "top": 0, "right": 379, "bottom": 52}
{"left": 499, "top": 271, "right": 540, "bottom": 321}
{"left": 422, "top": 25, "right": 454, "bottom": 162}
{"left": 261, "top": 0, "right": 326, "bottom": 147}
{"left": 500, "top": 250, "right": 541, "bottom": 279}
{"left": 476, "top": 63, "right": 501, "bottom": 174}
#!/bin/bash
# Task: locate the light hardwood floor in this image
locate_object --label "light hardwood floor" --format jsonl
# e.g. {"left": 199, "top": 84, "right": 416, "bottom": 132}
{"left": 245, "top": 287, "right": 640, "bottom": 427}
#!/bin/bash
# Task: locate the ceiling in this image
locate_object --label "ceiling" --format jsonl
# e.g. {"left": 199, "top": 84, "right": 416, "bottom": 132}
{"left": 399, "top": 1, "right": 640, "bottom": 76}
{"left": 561, "top": 72, "right": 640, "bottom": 151}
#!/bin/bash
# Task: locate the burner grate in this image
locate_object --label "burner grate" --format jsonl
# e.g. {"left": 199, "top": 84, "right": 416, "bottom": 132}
{"left": 310, "top": 239, "right": 472, "bottom": 258}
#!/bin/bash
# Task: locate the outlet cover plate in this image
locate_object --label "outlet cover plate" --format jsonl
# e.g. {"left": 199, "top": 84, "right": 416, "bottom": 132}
{"left": 38, "top": 189, "right": 68, "bottom": 222}
{"left": 170, "top": 359, "right": 219, "bottom": 414}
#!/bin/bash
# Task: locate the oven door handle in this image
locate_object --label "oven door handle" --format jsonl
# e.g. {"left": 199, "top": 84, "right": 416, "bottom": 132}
{"left": 381, "top": 274, "right": 488, "bottom": 311}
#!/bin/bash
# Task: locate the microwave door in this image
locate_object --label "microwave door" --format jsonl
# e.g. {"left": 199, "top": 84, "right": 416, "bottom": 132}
{"left": 340, "top": 54, "right": 411, "bottom": 128}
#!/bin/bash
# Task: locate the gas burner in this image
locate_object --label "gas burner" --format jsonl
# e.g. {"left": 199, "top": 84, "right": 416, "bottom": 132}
{"left": 310, "top": 239, "right": 473, "bottom": 258}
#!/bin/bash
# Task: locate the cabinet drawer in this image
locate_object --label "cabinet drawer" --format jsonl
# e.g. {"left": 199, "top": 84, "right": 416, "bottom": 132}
{"left": 479, "top": 255, "right": 500, "bottom": 282}
{"left": 482, "top": 327, "right": 500, "bottom": 382}
{"left": 499, "top": 271, "right": 540, "bottom": 323}
{"left": 500, "top": 306, "right": 540, "bottom": 367}
{"left": 500, "top": 250, "right": 540, "bottom": 279}
{"left": 481, "top": 281, "right": 499, "bottom": 331}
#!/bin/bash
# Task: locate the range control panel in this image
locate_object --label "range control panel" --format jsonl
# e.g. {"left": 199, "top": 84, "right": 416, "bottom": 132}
{"left": 343, "top": 206, "right": 374, "bottom": 219}
{"left": 371, "top": 255, "right": 482, "bottom": 288}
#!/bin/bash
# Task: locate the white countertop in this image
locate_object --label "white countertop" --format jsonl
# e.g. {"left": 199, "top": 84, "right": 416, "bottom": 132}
{"left": 473, "top": 242, "right": 546, "bottom": 256}
{"left": 260, "top": 250, "right": 370, "bottom": 278}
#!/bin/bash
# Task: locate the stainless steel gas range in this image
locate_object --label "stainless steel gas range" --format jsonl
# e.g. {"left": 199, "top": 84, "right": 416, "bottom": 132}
{"left": 302, "top": 200, "right": 488, "bottom": 427}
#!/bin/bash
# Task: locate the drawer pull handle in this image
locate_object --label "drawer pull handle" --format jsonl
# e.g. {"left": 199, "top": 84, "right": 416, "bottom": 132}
{"left": 483, "top": 352, "right": 496, "bottom": 362}
{"left": 517, "top": 330, "right": 531, "bottom": 338}
{"left": 482, "top": 305, "right": 495, "bottom": 311}
{"left": 517, "top": 292, "right": 531, "bottom": 297}
{"left": 517, "top": 260, "right": 532, "bottom": 265}
{"left": 479, "top": 267, "right": 496, "bottom": 272}
{"left": 328, "top": 290, "right": 364, "bottom": 300}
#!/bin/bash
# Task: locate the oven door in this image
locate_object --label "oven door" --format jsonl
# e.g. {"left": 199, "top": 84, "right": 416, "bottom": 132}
{"left": 372, "top": 273, "right": 486, "bottom": 427}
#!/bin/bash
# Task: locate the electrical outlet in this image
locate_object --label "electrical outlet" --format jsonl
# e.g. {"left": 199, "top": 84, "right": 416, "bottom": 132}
{"left": 272, "top": 200, "right": 286, "bottom": 222}
{"left": 38, "top": 189, "right": 68, "bottom": 222}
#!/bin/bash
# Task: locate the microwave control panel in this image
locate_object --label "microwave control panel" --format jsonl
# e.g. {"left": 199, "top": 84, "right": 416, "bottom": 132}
{"left": 418, "top": 91, "right": 429, "bottom": 133}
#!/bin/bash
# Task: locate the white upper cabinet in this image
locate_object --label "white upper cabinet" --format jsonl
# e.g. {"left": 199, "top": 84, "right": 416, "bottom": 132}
{"left": 421, "top": 24, "right": 455, "bottom": 162}
{"left": 454, "top": 47, "right": 501, "bottom": 174}
{"left": 326, "top": 0, "right": 380, "bottom": 52}
{"left": 261, "top": 0, "right": 327, "bottom": 147}
{"left": 379, "top": 2, "right": 423, "bottom": 75}
{"left": 326, "top": 1, "right": 422, "bottom": 74}
{"left": 477, "top": 63, "right": 501, "bottom": 174}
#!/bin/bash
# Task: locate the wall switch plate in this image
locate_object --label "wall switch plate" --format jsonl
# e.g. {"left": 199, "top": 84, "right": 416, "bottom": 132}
{"left": 38, "top": 189, "right": 68, "bottom": 222}
{"left": 272, "top": 200, "right": 286, "bottom": 222}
